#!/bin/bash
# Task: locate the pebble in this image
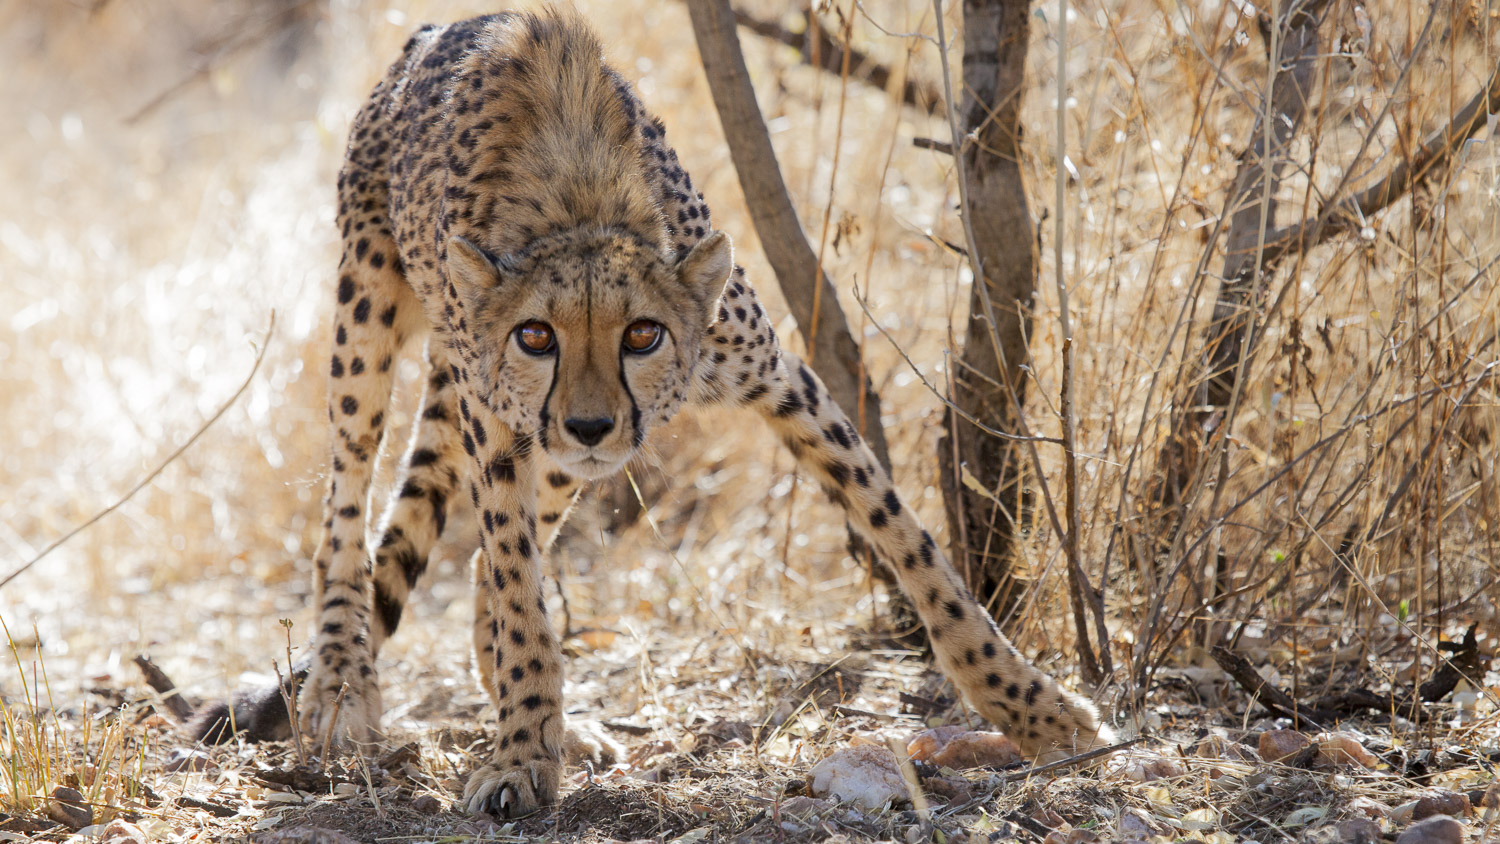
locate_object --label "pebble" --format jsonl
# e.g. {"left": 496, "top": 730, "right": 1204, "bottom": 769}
{"left": 1336, "top": 817, "right": 1381, "bottom": 844}
{"left": 1347, "top": 795, "right": 1393, "bottom": 819}
{"left": 99, "top": 819, "right": 147, "bottom": 844}
{"left": 1258, "top": 729, "right": 1312, "bottom": 763}
{"left": 411, "top": 794, "right": 443, "bottom": 814}
{"left": 906, "top": 727, "right": 1022, "bottom": 769}
{"left": 46, "top": 786, "right": 92, "bottom": 830}
{"left": 1101, "top": 751, "right": 1186, "bottom": 782}
{"left": 1314, "top": 732, "right": 1378, "bottom": 768}
{"left": 1117, "top": 809, "right": 1157, "bottom": 839}
{"left": 919, "top": 774, "right": 973, "bottom": 806}
{"left": 1394, "top": 815, "right": 1464, "bottom": 844}
{"left": 807, "top": 745, "right": 909, "bottom": 810}
{"left": 1412, "top": 790, "right": 1471, "bottom": 820}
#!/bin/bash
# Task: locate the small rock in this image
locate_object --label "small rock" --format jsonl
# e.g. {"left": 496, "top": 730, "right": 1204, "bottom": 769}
{"left": 919, "top": 774, "right": 973, "bottom": 806}
{"left": 411, "top": 794, "right": 442, "bottom": 814}
{"left": 1412, "top": 790, "right": 1471, "bottom": 820}
{"left": 1390, "top": 800, "right": 1418, "bottom": 825}
{"left": 165, "top": 747, "right": 216, "bottom": 773}
{"left": 1394, "top": 815, "right": 1463, "bottom": 844}
{"left": 1101, "top": 750, "right": 1186, "bottom": 782}
{"left": 1117, "top": 809, "right": 1157, "bottom": 839}
{"left": 807, "top": 745, "right": 909, "bottom": 811}
{"left": 46, "top": 786, "right": 92, "bottom": 830}
{"left": 1258, "top": 729, "right": 1312, "bottom": 763}
{"left": 1336, "top": 817, "right": 1381, "bottom": 844}
{"left": 1315, "top": 732, "right": 1378, "bottom": 768}
{"left": 906, "top": 727, "right": 1022, "bottom": 769}
{"left": 1348, "top": 795, "right": 1392, "bottom": 819}
{"left": 99, "top": 819, "right": 147, "bottom": 844}
{"left": 906, "top": 726, "right": 966, "bottom": 761}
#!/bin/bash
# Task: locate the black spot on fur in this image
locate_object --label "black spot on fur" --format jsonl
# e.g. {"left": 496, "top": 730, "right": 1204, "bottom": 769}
{"left": 823, "top": 461, "right": 850, "bottom": 487}
{"left": 884, "top": 490, "right": 901, "bottom": 516}
{"left": 375, "top": 587, "right": 403, "bottom": 636}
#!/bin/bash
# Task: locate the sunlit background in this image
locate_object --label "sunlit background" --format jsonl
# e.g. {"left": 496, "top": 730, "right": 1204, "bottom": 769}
{"left": 2, "top": 0, "right": 1496, "bottom": 732}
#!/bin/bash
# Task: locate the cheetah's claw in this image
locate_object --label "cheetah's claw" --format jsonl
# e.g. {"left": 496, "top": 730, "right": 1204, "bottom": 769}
{"left": 463, "top": 759, "right": 561, "bottom": 818}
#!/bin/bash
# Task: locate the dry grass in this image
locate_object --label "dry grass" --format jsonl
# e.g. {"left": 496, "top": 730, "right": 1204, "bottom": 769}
{"left": 1, "top": 0, "right": 1498, "bottom": 840}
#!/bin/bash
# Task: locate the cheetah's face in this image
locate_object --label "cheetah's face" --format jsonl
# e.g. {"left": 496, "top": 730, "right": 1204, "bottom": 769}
{"left": 447, "top": 229, "right": 732, "bottom": 479}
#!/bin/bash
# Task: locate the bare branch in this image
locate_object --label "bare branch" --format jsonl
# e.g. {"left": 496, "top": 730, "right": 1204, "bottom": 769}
{"left": 1260, "top": 59, "right": 1500, "bottom": 266}
{"left": 0, "top": 312, "right": 276, "bottom": 591}
{"left": 730, "top": 7, "right": 940, "bottom": 112}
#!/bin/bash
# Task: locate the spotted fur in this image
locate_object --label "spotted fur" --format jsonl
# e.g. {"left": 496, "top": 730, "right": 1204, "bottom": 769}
{"left": 190, "top": 9, "right": 1113, "bottom": 818}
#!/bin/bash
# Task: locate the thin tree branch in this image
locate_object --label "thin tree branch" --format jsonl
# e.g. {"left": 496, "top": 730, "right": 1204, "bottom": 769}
{"left": 730, "top": 7, "right": 940, "bottom": 111}
{"left": 1259, "top": 58, "right": 1500, "bottom": 267}
{"left": 1, "top": 312, "right": 275, "bottom": 591}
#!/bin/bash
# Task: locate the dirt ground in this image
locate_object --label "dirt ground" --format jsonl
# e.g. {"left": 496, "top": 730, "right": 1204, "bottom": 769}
{"left": 3, "top": 0, "right": 1499, "bottom": 842}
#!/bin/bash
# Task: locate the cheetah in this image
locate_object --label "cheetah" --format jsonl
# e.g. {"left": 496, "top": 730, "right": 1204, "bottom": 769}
{"left": 188, "top": 8, "right": 1114, "bottom": 817}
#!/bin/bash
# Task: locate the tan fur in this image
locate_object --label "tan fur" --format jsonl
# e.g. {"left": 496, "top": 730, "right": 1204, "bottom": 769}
{"left": 252, "top": 7, "right": 1115, "bottom": 820}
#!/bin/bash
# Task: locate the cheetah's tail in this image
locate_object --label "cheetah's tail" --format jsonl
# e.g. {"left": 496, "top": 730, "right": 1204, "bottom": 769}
{"left": 183, "top": 660, "right": 306, "bottom": 744}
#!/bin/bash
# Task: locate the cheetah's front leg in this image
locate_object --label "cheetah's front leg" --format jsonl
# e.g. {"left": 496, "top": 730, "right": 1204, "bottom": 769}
{"left": 692, "top": 287, "right": 1114, "bottom": 758}
{"left": 300, "top": 254, "right": 418, "bottom": 751}
{"left": 454, "top": 396, "right": 565, "bottom": 817}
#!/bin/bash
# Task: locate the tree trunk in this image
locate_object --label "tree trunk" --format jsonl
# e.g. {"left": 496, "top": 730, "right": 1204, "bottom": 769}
{"left": 1154, "top": 1, "right": 1323, "bottom": 515}
{"left": 937, "top": 0, "right": 1038, "bottom": 618}
{"left": 687, "top": 0, "right": 891, "bottom": 469}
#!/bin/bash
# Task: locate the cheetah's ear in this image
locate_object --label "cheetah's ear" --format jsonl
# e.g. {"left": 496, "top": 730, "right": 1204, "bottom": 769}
{"left": 675, "top": 230, "right": 733, "bottom": 317}
{"left": 446, "top": 236, "right": 509, "bottom": 309}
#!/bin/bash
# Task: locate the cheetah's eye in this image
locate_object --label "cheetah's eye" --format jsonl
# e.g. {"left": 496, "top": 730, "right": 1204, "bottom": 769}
{"left": 515, "top": 321, "right": 556, "bottom": 355}
{"left": 622, "top": 320, "right": 664, "bottom": 354}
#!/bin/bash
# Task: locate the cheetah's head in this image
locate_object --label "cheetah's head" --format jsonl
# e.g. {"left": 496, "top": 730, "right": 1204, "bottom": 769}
{"left": 446, "top": 227, "right": 732, "bottom": 479}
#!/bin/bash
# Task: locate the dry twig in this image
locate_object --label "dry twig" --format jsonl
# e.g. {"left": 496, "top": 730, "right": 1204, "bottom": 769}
{"left": 131, "top": 655, "right": 194, "bottom": 721}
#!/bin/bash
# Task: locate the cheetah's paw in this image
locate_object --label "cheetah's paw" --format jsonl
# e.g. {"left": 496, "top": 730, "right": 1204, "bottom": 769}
{"left": 463, "top": 758, "right": 562, "bottom": 818}
{"left": 297, "top": 656, "right": 383, "bottom": 752}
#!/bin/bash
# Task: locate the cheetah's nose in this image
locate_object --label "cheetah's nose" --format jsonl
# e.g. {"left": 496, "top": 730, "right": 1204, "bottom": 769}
{"left": 564, "top": 416, "right": 615, "bottom": 447}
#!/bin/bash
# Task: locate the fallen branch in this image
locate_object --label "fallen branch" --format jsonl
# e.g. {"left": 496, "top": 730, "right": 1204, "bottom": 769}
{"left": 1214, "top": 627, "right": 1488, "bottom": 729}
{"left": 1211, "top": 645, "right": 1334, "bottom": 730}
{"left": 1307, "top": 624, "right": 1488, "bottom": 719}
{"left": 132, "top": 654, "right": 195, "bottom": 721}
